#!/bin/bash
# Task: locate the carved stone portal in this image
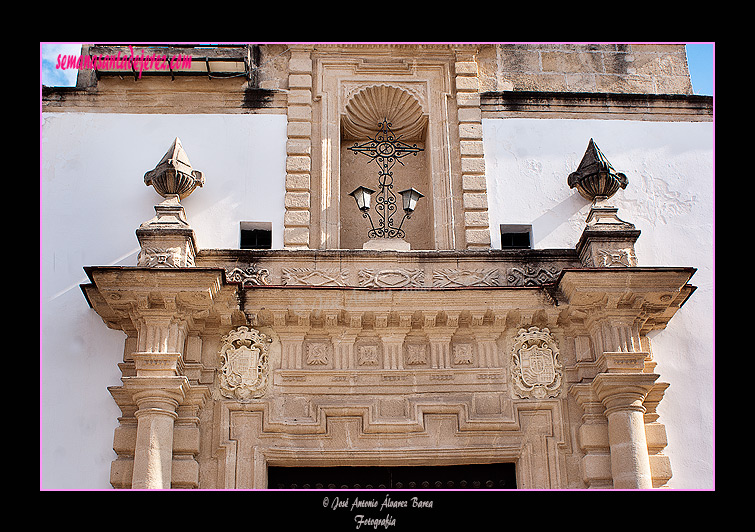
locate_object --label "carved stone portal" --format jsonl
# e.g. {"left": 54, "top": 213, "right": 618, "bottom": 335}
{"left": 218, "top": 326, "right": 272, "bottom": 400}
{"left": 511, "top": 327, "right": 563, "bottom": 399}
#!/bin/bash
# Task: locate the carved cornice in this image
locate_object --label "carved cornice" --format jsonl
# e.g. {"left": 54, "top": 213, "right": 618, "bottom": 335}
{"left": 81, "top": 267, "right": 233, "bottom": 332}
{"left": 555, "top": 267, "right": 696, "bottom": 334}
{"left": 481, "top": 91, "right": 713, "bottom": 121}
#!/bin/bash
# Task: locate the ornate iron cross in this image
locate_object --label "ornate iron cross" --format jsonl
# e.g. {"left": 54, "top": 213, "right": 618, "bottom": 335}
{"left": 348, "top": 119, "right": 424, "bottom": 239}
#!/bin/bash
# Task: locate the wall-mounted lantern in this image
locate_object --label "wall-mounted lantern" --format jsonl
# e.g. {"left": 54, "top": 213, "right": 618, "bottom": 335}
{"left": 348, "top": 185, "right": 376, "bottom": 213}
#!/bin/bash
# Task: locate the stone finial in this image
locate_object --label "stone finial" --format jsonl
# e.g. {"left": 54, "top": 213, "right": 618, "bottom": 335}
{"left": 144, "top": 137, "right": 204, "bottom": 200}
{"left": 568, "top": 139, "right": 628, "bottom": 202}
{"left": 136, "top": 138, "right": 201, "bottom": 268}
{"left": 569, "top": 140, "right": 640, "bottom": 268}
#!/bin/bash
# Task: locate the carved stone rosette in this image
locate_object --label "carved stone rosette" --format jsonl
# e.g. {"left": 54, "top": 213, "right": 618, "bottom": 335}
{"left": 217, "top": 326, "right": 272, "bottom": 401}
{"left": 511, "top": 327, "right": 563, "bottom": 399}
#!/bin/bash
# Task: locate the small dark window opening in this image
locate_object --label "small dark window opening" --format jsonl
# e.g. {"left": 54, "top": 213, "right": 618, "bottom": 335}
{"left": 240, "top": 222, "right": 272, "bottom": 249}
{"left": 500, "top": 224, "right": 532, "bottom": 249}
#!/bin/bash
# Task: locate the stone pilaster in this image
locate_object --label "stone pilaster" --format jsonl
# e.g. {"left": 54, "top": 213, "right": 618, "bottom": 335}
{"left": 279, "top": 330, "right": 307, "bottom": 370}
{"left": 470, "top": 312, "right": 501, "bottom": 368}
{"left": 455, "top": 50, "right": 491, "bottom": 250}
{"left": 284, "top": 46, "right": 314, "bottom": 249}
{"left": 571, "top": 383, "right": 612, "bottom": 488}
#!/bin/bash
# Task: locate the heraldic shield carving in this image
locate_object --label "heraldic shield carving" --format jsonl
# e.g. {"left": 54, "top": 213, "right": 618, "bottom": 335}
{"left": 218, "top": 326, "right": 272, "bottom": 400}
{"left": 511, "top": 327, "right": 563, "bottom": 399}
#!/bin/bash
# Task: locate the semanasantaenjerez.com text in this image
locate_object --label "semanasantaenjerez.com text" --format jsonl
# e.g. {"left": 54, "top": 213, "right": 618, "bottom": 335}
{"left": 56, "top": 46, "right": 192, "bottom": 79}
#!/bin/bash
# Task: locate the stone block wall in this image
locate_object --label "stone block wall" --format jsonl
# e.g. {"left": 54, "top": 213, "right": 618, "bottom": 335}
{"left": 477, "top": 44, "right": 693, "bottom": 95}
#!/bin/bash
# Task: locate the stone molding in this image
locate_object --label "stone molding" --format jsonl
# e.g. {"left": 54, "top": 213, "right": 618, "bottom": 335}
{"left": 214, "top": 398, "right": 565, "bottom": 489}
{"left": 480, "top": 91, "right": 713, "bottom": 121}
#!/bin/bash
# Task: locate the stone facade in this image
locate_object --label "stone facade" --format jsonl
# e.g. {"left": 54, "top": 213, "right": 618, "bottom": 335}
{"left": 44, "top": 43, "right": 711, "bottom": 489}
{"left": 82, "top": 211, "right": 694, "bottom": 488}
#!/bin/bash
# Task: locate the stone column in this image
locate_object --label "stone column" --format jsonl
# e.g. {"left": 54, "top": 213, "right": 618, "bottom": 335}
{"left": 124, "top": 348, "right": 191, "bottom": 489}
{"left": 592, "top": 353, "right": 658, "bottom": 489}
{"left": 130, "top": 382, "right": 186, "bottom": 489}
{"left": 110, "top": 284, "right": 213, "bottom": 489}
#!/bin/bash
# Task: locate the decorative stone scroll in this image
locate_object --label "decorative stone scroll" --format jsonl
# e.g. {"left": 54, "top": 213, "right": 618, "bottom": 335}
{"left": 217, "top": 326, "right": 272, "bottom": 401}
{"left": 226, "top": 266, "right": 270, "bottom": 286}
{"left": 511, "top": 327, "right": 562, "bottom": 399}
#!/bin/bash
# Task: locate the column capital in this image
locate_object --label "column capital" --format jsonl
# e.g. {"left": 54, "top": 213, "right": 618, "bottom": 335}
{"left": 592, "top": 372, "right": 659, "bottom": 416}
{"left": 122, "top": 375, "right": 191, "bottom": 405}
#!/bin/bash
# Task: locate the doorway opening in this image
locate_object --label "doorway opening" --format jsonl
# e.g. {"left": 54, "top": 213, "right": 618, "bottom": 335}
{"left": 268, "top": 462, "right": 516, "bottom": 489}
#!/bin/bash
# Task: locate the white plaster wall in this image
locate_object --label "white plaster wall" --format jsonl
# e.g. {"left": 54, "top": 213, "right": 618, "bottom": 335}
{"left": 40, "top": 112, "right": 713, "bottom": 490}
{"left": 483, "top": 118, "right": 714, "bottom": 489}
{"left": 41, "top": 112, "right": 287, "bottom": 489}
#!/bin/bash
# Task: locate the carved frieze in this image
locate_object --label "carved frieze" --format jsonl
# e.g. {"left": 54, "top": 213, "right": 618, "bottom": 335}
{"left": 597, "top": 248, "right": 637, "bottom": 267}
{"left": 511, "top": 327, "right": 562, "bottom": 399}
{"left": 433, "top": 268, "right": 499, "bottom": 287}
{"left": 282, "top": 268, "right": 348, "bottom": 286}
{"left": 359, "top": 269, "right": 424, "bottom": 288}
{"left": 357, "top": 345, "right": 380, "bottom": 366}
{"left": 217, "top": 326, "right": 272, "bottom": 401}
{"left": 506, "top": 265, "right": 559, "bottom": 287}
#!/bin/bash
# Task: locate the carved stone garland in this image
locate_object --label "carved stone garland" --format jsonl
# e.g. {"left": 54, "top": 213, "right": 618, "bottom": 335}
{"left": 217, "top": 326, "right": 272, "bottom": 401}
{"left": 511, "top": 327, "right": 563, "bottom": 399}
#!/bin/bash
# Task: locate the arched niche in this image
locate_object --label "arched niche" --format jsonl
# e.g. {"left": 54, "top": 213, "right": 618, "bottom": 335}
{"left": 339, "top": 84, "right": 433, "bottom": 250}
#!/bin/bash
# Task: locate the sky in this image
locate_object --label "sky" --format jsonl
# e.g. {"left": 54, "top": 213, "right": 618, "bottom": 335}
{"left": 39, "top": 43, "right": 715, "bottom": 96}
